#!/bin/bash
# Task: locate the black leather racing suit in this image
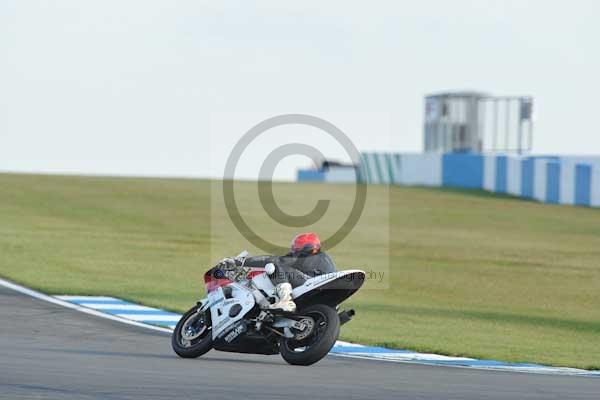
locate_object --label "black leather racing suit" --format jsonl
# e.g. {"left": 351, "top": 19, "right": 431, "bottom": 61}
{"left": 244, "top": 252, "right": 336, "bottom": 288}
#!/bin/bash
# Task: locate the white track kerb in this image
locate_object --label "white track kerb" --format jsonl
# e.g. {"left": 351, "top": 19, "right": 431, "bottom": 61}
{"left": 1, "top": 277, "right": 598, "bottom": 377}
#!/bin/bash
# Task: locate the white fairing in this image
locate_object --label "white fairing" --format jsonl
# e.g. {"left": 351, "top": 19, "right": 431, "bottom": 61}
{"left": 205, "top": 268, "right": 364, "bottom": 340}
{"left": 208, "top": 283, "right": 255, "bottom": 339}
{"left": 291, "top": 269, "right": 365, "bottom": 299}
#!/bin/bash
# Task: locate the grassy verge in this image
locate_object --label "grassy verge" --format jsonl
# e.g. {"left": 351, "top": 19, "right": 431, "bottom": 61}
{"left": 1, "top": 173, "right": 599, "bottom": 369}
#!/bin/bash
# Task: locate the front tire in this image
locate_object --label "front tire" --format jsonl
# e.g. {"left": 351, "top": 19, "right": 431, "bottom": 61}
{"left": 280, "top": 304, "right": 340, "bottom": 366}
{"left": 172, "top": 305, "right": 213, "bottom": 358}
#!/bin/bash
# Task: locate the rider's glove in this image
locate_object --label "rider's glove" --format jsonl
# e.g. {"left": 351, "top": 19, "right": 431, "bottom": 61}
{"left": 218, "top": 257, "right": 236, "bottom": 269}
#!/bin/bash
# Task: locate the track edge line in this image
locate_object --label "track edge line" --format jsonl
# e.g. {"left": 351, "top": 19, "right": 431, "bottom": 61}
{"left": 0, "top": 277, "right": 172, "bottom": 334}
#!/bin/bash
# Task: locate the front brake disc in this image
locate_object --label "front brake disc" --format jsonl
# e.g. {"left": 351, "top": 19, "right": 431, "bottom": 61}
{"left": 181, "top": 313, "right": 207, "bottom": 340}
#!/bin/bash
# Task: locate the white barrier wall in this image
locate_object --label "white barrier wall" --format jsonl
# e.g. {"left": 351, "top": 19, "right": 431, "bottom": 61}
{"left": 397, "top": 153, "right": 442, "bottom": 186}
{"left": 533, "top": 159, "right": 548, "bottom": 202}
{"left": 359, "top": 152, "right": 399, "bottom": 184}
{"left": 298, "top": 152, "right": 600, "bottom": 208}
{"left": 324, "top": 167, "right": 358, "bottom": 183}
{"left": 559, "top": 160, "right": 577, "bottom": 205}
{"left": 558, "top": 157, "right": 600, "bottom": 205}
{"left": 483, "top": 155, "right": 496, "bottom": 191}
{"left": 506, "top": 156, "right": 522, "bottom": 196}
{"left": 357, "top": 152, "right": 442, "bottom": 186}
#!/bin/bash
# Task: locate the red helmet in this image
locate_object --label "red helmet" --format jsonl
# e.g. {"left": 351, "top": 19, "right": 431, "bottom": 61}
{"left": 290, "top": 232, "right": 321, "bottom": 255}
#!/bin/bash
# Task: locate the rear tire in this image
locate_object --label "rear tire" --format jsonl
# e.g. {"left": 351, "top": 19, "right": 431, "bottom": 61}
{"left": 172, "top": 305, "right": 213, "bottom": 358}
{"left": 279, "top": 304, "right": 340, "bottom": 366}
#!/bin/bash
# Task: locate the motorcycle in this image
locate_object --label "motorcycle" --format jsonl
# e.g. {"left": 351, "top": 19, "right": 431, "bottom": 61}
{"left": 172, "top": 251, "right": 365, "bottom": 365}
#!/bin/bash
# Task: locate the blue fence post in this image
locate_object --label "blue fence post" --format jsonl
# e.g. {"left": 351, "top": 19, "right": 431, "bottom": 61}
{"left": 442, "top": 153, "right": 484, "bottom": 189}
{"left": 545, "top": 162, "right": 560, "bottom": 204}
{"left": 297, "top": 169, "right": 325, "bottom": 182}
{"left": 495, "top": 155, "right": 507, "bottom": 193}
{"left": 574, "top": 164, "right": 592, "bottom": 206}
{"left": 520, "top": 158, "right": 535, "bottom": 199}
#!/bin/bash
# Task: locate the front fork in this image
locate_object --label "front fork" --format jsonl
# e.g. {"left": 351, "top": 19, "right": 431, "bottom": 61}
{"left": 196, "top": 298, "right": 210, "bottom": 313}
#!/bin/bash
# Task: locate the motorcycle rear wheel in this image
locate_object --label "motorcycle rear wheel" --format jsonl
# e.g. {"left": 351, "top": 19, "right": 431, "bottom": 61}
{"left": 279, "top": 304, "right": 340, "bottom": 366}
{"left": 172, "top": 305, "right": 213, "bottom": 358}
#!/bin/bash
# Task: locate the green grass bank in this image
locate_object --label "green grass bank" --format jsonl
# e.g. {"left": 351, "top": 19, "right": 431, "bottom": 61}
{"left": 1, "top": 173, "right": 599, "bottom": 369}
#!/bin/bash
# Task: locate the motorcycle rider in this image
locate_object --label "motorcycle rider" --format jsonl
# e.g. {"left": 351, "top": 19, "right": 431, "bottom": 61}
{"left": 268, "top": 232, "right": 336, "bottom": 312}
{"left": 218, "top": 232, "right": 335, "bottom": 313}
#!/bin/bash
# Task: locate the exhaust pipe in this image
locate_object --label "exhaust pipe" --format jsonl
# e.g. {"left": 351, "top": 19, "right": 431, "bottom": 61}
{"left": 338, "top": 309, "right": 355, "bottom": 325}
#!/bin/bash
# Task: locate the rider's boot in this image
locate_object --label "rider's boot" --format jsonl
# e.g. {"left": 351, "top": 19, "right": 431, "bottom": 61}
{"left": 269, "top": 283, "right": 296, "bottom": 312}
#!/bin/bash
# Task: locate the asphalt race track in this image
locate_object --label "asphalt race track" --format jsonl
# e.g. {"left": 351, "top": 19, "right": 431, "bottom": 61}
{"left": 1, "top": 286, "right": 599, "bottom": 400}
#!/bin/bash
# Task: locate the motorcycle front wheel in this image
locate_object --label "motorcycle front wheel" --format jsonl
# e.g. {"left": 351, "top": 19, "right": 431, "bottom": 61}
{"left": 172, "top": 304, "right": 213, "bottom": 358}
{"left": 279, "top": 304, "right": 340, "bottom": 366}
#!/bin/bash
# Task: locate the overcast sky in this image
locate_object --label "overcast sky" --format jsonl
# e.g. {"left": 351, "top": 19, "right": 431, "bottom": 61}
{"left": 1, "top": 0, "right": 598, "bottom": 180}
